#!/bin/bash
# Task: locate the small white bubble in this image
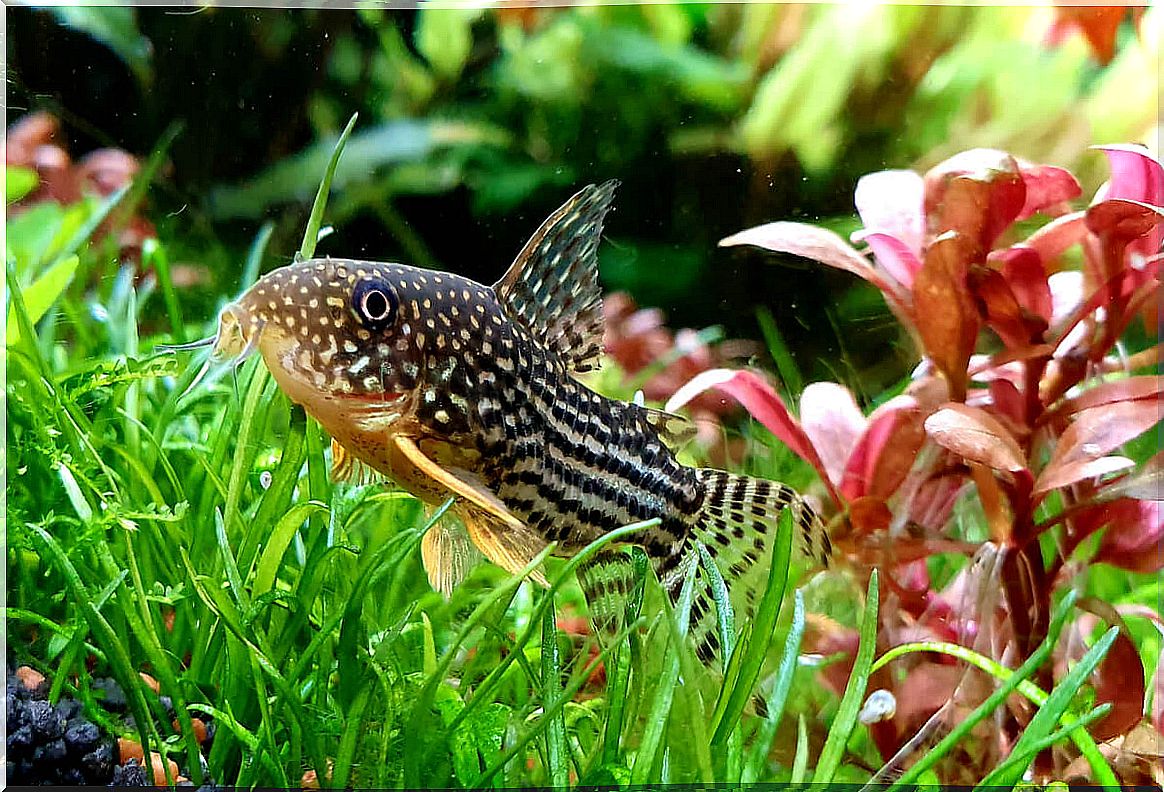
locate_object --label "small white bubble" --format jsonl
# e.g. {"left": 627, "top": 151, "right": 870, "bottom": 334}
{"left": 259, "top": 470, "right": 273, "bottom": 490}
{"left": 859, "top": 689, "right": 897, "bottom": 724}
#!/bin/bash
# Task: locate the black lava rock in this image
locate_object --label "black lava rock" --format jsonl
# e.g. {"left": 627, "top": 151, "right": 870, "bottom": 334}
{"left": 66, "top": 717, "right": 101, "bottom": 754}
{"left": 33, "top": 736, "right": 68, "bottom": 762}
{"left": 111, "top": 757, "right": 150, "bottom": 787}
{"left": 81, "top": 737, "right": 116, "bottom": 781}
{"left": 25, "top": 698, "right": 66, "bottom": 738}
{"left": 93, "top": 677, "right": 128, "bottom": 711}
{"left": 8, "top": 724, "right": 34, "bottom": 756}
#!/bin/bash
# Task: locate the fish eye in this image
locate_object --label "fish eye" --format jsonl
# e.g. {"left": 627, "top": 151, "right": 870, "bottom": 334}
{"left": 352, "top": 278, "right": 398, "bottom": 330}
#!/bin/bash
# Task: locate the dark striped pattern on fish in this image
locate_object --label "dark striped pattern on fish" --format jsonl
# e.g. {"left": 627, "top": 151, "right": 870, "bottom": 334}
{"left": 205, "top": 180, "right": 832, "bottom": 664}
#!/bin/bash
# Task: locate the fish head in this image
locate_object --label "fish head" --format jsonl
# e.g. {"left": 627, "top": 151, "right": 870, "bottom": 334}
{"left": 212, "top": 258, "right": 427, "bottom": 441}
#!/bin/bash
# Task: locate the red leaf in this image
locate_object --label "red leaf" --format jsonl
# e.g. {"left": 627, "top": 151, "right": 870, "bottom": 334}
{"left": 1054, "top": 375, "right": 1164, "bottom": 416}
{"left": 968, "top": 264, "right": 1042, "bottom": 349}
{"left": 1045, "top": 399, "right": 1163, "bottom": 475}
{"left": 924, "top": 403, "right": 1027, "bottom": 474}
{"left": 1050, "top": 5, "right": 1129, "bottom": 64}
{"left": 1094, "top": 499, "right": 1164, "bottom": 573}
{"left": 854, "top": 169, "right": 926, "bottom": 257}
{"left": 1091, "top": 624, "right": 1147, "bottom": 740}
{"left": 1033, "top": 454, "right": 1134, "bottom": 495}
{"left": 1016, "top": 160, "right": 1083, "bottom": 220}
{"left": 924, "top": 149, "right": 1027, "bottom": 251}
{"left": 855, "top": 231, "right": 923, "bottom": 290}
{"left": 912, "top": 232, "right": 982, "bottom": 400}
{"left": 1086, "top": 198, "right": 1164, "bottom": 251}
{"left": 989, "top": 379, "right": 1025, "bottom": 428}
{"left": 848, "top": 495, "right": 892, "bottom": 535}
{"left": 993, "top": 245, "right": 1053, "bottom": 323}
{"left": 799, "top": 382, "right": 866, "bottom": 487}
{"left": 1025, "top": 211, "right": 1088, "bottom": 270}
{"left": 666, "top": 369, "right": 833, "bottom": 495}
{"left": 841, "top": 395, "right": 926, "bottom": 501}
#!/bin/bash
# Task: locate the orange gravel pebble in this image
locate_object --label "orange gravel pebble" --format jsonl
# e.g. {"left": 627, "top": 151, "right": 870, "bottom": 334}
{"left": 15, "top": 666, "right": 46, "bottom": 693}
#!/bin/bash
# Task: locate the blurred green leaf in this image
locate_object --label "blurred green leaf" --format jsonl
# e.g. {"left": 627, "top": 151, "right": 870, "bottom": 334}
{"left": 49, "top": 6, "right": 152, "bottom": 85}
{"left": 7, "top": 167, "right": 37, "bottom": 204}
{"left": 415, "top": 8, "right": 481, "bottom": 81}
{"left": 208, "top": 120, "right": 509, "bottom": 220}
{"left": 6, "top": 254, "right": 78, "bottom": 345}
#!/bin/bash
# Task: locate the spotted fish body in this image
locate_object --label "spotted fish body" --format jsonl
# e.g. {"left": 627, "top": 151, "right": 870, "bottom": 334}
{"left": 211, "top": 181, "right": 830, "bottom": 660}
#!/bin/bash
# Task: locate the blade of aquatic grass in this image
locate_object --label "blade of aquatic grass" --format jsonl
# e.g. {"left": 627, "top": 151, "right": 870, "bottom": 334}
{"left": 601, "top": 547, "right": 649, "bottom": 766}
{"left": 790, "top": 713, "right": 809, "bottom": 784}
{"left": 28, "top": 525, "right": 165, "bottom": 786}
{"left": 49, "top": 184, "right": 130, "bottom": 270}
{"left": 541, "top": 604, "right": 569, "bottom": 788}
{"left": 298, "top": 112, "right": 358, "bottom": 261}
{"left": 997, "top": 626, "right": 1120, "bottom": 785}
{"left": 697, "top": 541, "right": 736, "bottom": 669}
{"left": 240, "top": 221, "right": 275, "bottom": 292}
{"left": 710, "top": 508, "right": 794, "bottom": 747}
{"left": 477, "top": 616, "right": 642, "bottom": 787}
{"left": 143, "top": 238, "right": 185, "bottom": 343}
{"left": 978, "top": 702, "right": 1112, "bottom": 788}
{"left": 253, "top": 502, "right": 327, "bottom": 596}
{"left": 445, "top": 519, "right": 661, "bottom": 736}
{"left": 4, "top": 609, "right": 108, "bottom": 662}
{"left": 249, "top": 653, "right": 291, "bottom": 789}
{"left": 877, "top": 589, "right": 1116, "bottom": 789}
{"left": 630, "top": 558, "right": 698, "bottom": 785}
{"left": 239, "top": 404, "right": 310, "bottom": 578}
{"left": 333, "top": 685, "right": 373, "bottom": 789}
{"left": 743, "top": 588, "right": 806, "bottom": 783}
{"left": 222, "top": 361, "right": 271, "bottom": 542}
{"left": 813, "top": 568, "right": 879, "bottom": 783}
{"left": 96, "top": 539, "right": 201, "bottom": 783}
{"left": 756, "top": 304, "right": 803, "bottom": 396}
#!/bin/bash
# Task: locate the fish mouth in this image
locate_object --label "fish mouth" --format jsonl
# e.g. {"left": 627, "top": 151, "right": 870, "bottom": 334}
{"left": 210, "top": 303, "right": 265, "bottom": 364}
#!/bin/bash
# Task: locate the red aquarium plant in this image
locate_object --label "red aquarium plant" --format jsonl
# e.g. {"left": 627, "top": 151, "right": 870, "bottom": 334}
{"left": 671, "top": 145, "right": 1163, "bottom": 779}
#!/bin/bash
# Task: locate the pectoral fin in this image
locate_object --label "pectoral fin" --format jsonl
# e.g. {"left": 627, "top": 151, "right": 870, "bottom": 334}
{"left": 393, "top": 434, "right": 550, "bottom": 587}
{"left": 392, "top": 435, "right": 525, "bottom": 531}
{"left": 421, "top": 519, "right": 483, "bottom": 597}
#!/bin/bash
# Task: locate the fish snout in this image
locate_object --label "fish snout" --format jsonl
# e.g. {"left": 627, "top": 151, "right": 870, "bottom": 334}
{"left": 210, "top": 302, "right": 264, "bottom": 362}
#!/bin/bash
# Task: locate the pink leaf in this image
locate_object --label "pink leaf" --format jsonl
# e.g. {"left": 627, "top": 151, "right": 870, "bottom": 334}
{"left": 840, "top": 395, "right": 925, "bottom": 501}
{"left": 993, "top": 245, "right": 1053, "bottom": 323}
{"left": 1094, "top": 144, "right": 1164, "bottom": 258}
{"left": 799, "top": 382, "right": 866, "bottom": 488}
{"left": 854, "top": 169, "right": 926, "bottom": 257}
{"left": 1093, "top": 499, "right": 1164, "bottom": 573}
{"left": 924, "top": 403, "right": 1028, "bottom": 474}
{"left": 1046, "top": 399, "right": 1163, "bottom": 474}
{"left": 720, "top": 222, "right": 884, "bottom": 287}
{"left": 854, "top": 231, "right": 923, "bottom": 289}
{"left": 1033, "top": 454, "right": 1135, "bottom": 495}
{"left": 1015, "top": 160, "right": 1083, "bottom": 220}
{"left": 1025, "top": 211, "right": 1088, "bottom": 269}
{"left": 666, "top": 368, "right": 832, "bottom": 490}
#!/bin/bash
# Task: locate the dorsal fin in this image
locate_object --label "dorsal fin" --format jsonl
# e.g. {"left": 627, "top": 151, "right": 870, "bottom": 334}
{"left": 640, "top": 406, "right": 698, "bottom": 449}
{"left": 493, "top": 180, "right": 618, "bottom": 373}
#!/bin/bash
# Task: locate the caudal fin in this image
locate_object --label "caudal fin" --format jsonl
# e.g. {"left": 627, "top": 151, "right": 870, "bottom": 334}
{"left": 672, "top": 469, "right": 831, "bottom": 664}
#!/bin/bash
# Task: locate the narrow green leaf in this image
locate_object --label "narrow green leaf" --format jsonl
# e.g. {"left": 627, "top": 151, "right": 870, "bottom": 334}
{"left": 710, "top": 508, "right": 794, "bottom": 746}
{"left": 299, "top": 113, "right": 358, "bottom": 261}
{"left": 743, "top": 589, "right": 806, "bottom": 782}
{"left": 541, "top": 603, "right": 569, "bottom": 788}
{"left": 977, "top": 702, "right": 1112, "bottom": 787}
{"left": 814, "top": 569, "right": 879, "bottom": 782}
{"left": 989, "top": 626, "right": 1120, "bottom": 786}
{"left": 6, "top": 254, "right": 78, "bottom": 344}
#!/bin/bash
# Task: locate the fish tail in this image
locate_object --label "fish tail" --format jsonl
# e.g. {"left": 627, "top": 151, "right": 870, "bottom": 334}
{"left": 658, "top": 469, "right": 832, "bottom": 664}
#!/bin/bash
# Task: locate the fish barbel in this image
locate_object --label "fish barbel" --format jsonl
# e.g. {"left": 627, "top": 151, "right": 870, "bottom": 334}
{"left": 207, "top": 181, "right": 830, "bottom": 660}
